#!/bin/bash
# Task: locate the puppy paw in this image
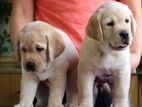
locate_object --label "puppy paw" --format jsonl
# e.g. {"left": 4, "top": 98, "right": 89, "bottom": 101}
{"left": 65, "top": 103, "right": 78, "bottom": 107}
{"left": 14, "top": 103, "right": 33, "bottom": 107}
{"left": 78, "top": 104, "right": 92, "bottom": 107}
{"left": 48, "top": 103, "right": 64, "bottom": 107}
{"left": 14, "top": 104, "right": 20, "bottom": 107}
{"left": 114, "top": 103, "right": 128, "bottom": 107}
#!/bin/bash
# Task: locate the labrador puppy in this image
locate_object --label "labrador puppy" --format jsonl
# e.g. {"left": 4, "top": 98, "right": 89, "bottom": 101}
{"left": 14, "top": 21, "right": 79, "bottom": 107}
{"left": 78, "top": 2, "right": 136, "bottom": 107}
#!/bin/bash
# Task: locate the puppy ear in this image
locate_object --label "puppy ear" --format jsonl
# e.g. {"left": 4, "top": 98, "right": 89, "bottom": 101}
{"left": 15, "top": 34, "right": 21, "bottom": 62}
{"left": 46, "top": 33, "right": 65, "bottom": 62}
{"left": 130, "top": 14, "right": 137, "bottom": 36}
{"left": 86, "top": 8, "right": 104, "bottom": 41}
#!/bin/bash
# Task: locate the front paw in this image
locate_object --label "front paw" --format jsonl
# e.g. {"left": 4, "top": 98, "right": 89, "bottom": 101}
{"left": 14, "top": 104, "right": 20, "bottom": 107}
{"left": 78, "top": 103, "right": 93, "bottom": 107}
{"left": 14, "top": 103, "right": 33, "bottom": 107}
{"left": 65, "top": 101, "right": 78, "bottom": 107}
{"left": 47, "top": 103, "right": 64, "bottom": 107}
{"left": 114, "top": 103, "right": 128, "bottom": 107}
{"left": 65, "top": 102, "right": 78, "bottom": 107}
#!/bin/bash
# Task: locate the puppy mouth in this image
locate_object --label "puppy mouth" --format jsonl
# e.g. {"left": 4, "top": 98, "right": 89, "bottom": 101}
{"left": 109, "top": 41, "right": 129, "bottom": 50}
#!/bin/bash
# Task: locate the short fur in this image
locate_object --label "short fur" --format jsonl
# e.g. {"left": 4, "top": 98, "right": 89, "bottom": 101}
{"left": 14, "top": 21, "right": 79, "bottom": 107}
{"left": 78, "top": 2, "right": 136, "bottom": 107}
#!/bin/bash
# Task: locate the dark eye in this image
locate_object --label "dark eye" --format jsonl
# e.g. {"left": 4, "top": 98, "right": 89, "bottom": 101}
{"left": 21, "top": 47, "right": 27, "bottom": 52}
{"left": 36, "top": 47, "right": 44, "bottom": 52}
{"left": 125, "top": 19, "right": 129, "bottom": 23}
{"left": 107, "top": 21, "right": 114, "bottom": 27}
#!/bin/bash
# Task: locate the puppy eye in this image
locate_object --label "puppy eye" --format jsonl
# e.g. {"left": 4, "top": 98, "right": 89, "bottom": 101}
{"left": 107, "top": 21, "right": 114, "bottom": 27}
{"left": 21, "top": 47, "right": 27, "bottom": 52}
{"left": 125, "top": 19, "right": 129, "bottom": 23}
{"left": 36, "top": 47, "right": 44, "bottom": 52}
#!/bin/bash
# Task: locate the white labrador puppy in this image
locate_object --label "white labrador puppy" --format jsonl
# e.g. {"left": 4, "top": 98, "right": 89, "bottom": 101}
{"left": 14, "top": 21, "right": 78, "bottom": 107}
{"left": 78, "top": 2, "right": 136, "bottom": 107}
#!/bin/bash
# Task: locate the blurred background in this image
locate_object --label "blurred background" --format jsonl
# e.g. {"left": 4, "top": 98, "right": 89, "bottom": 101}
{"left": 0, "top": 0, "right": 20, "bottom": 106}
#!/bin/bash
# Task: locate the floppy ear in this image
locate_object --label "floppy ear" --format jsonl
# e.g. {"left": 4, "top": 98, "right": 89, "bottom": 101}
{"left": 15, "top": 34, "right": 21, "bottom": 62}
{"left": 130, "top": 14, "right": 137, "bottom": 36}
{"left": 46, "top": 33, "right": 65, "bottom": 62}
{"left": 86, "top": 8, "right": 104, "bottom": 41}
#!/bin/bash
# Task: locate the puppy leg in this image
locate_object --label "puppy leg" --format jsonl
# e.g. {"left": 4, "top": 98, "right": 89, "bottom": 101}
{"left": 65, "top": 68, "right": 78, "bottom": 107}
{"left": 78, "top": 70, "right": 95, "bottom": 107}
{"left": 112, "top": 69, "right": 131, "bottom": 107}
{"left": 47, "top": 72, "right": 66, "bottom": 107}
{"left": 14, "top": 74, "right": 39, "bottom": 107}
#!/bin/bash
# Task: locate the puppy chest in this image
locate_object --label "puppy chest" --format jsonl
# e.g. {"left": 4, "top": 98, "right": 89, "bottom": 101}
{"left": 101, "top": 53, "right": 128, "bottom": 69}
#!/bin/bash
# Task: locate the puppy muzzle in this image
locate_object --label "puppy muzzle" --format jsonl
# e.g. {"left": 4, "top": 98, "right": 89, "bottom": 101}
{"left": 109, "top": 30, "right": 130, "bottom": 51}
{"left": 119, "top": 30, "right": 130, "bottom": 48}
{"left": 24, "top": 61, "right": 36, "bottom": 72}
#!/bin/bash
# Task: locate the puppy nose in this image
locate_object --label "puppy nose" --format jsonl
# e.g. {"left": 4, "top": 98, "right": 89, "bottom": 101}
{"left": 119, "top": 30, "right": 129, "bottom": 39}
{"left": 25, "top": 61, "right": 36, "bottom": 71}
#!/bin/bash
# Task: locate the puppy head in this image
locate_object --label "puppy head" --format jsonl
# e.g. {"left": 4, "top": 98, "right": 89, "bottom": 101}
{"left": 16, "top": 21, "right": 65, "bottom": 72}
{"left": 86, "top": 2, "right": 136, "bottom": 50}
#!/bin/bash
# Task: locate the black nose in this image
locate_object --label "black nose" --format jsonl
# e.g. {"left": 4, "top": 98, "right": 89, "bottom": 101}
{"left": 119, "top": 30, "right": 129, "bottom": 40}
{"left": 25, "top": 61, "right": 36, "bottom": 71}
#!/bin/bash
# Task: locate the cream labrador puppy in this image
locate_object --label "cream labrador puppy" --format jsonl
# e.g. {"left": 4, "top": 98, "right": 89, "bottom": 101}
{"left": 78, "top": 2, "right": 136, "bottom": 107}
{"left": 14, "top": 21, "right": 78, "bottom": 107}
